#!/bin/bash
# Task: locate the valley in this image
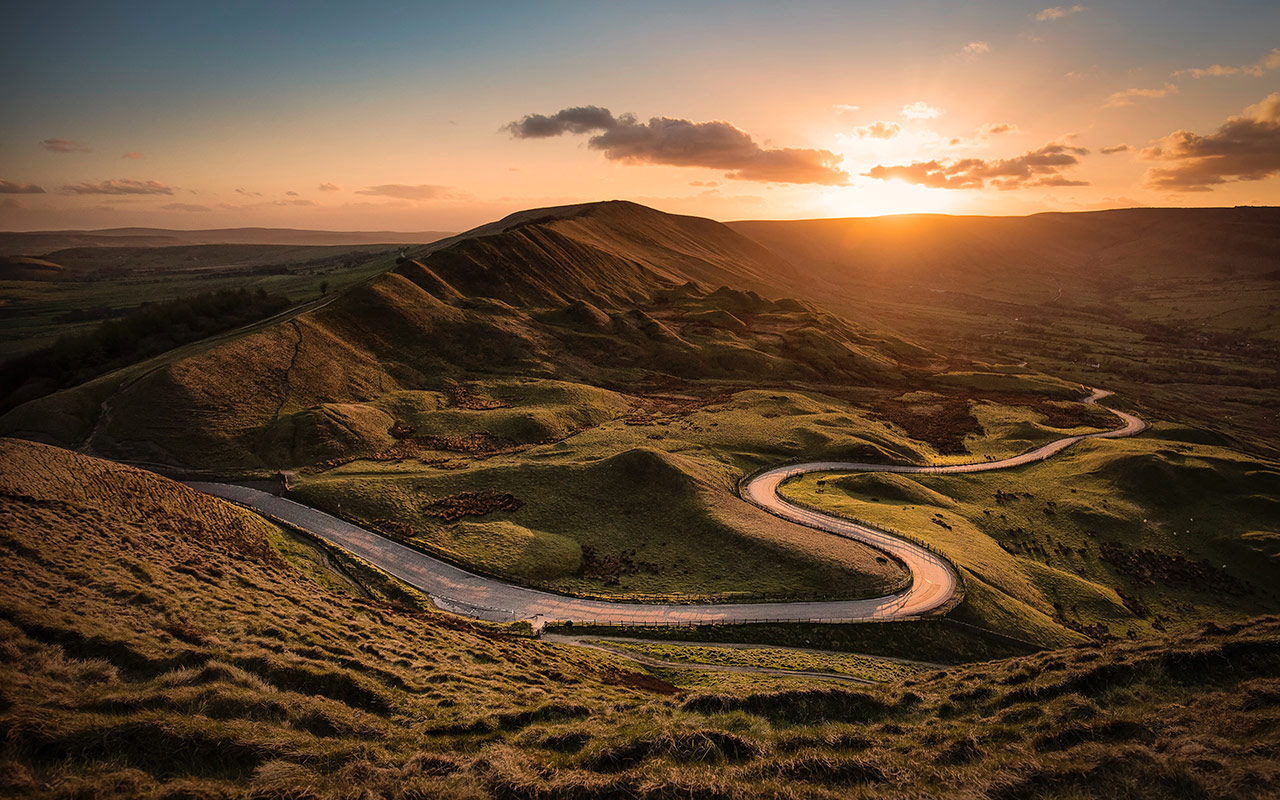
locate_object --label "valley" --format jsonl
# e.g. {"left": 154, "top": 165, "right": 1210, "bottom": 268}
{"left": 1, "top": 201, "right": 1276, "bottom": 799}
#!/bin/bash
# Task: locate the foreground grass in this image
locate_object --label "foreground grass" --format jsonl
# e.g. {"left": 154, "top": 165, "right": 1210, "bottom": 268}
{"left": 1, "top": 438, "right": 1278, "bottom": 799}
{"left": 585, "top": 640, "right": 929, "bottom": 682}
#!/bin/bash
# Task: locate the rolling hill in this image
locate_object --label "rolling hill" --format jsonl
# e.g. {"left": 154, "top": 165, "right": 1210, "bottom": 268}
{"left": 730, "top": 207, "right": 1280, "bottom": 295}
{"left": 1, "top": 201, "right": 931, "bottom": 471}
{"left": 2, "top": 437, "right": 1277, "bottom": 800}
{"left": 731, "top": 207, "right": 1280, "bottom": 458}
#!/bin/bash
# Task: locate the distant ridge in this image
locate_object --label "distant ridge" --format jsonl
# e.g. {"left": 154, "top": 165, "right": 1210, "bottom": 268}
{"left": 729, "top": 206, "right": 1280, "bottom": 288}
{"left": 0, "top": 227, "right": 456, "bottom": 255}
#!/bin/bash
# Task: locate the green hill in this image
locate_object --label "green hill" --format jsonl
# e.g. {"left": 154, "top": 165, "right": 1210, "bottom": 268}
{"left": 1, "top": 438, "right": 1276, "bottom": 800}
{"left": 1, "top": 201, "right": 931, "bottom": 471}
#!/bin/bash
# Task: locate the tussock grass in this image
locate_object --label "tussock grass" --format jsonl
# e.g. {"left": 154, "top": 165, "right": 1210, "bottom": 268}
{"left": 1, "top": 438, "right": 1278, "bottom": 798}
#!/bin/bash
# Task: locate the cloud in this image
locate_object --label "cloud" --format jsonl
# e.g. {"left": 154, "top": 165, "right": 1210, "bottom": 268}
{"left": 355, "top": 184, "right": 461, "bottom": 200}
{"left": 689, "top": 180, "right": 720, "bottom": 187}
{"left": 317, "top": 182, "right": 342, "bottom": 192}
{"left": 235, "top": 188, "right": 263, "bottom": 197}
{"left": 41, "top": 138, "right": 91, "bottom": 153}
{"left": 1036, "top": 5, "right": 1086, "bottom": 21}
{"left": 161, "top": 203, "right": 211, "bottom": 212}
{"left": 285, "top": 191, "right": 298, "bottom": 196}
{"left": 832, "top": 103, "right": 861, "bottom": 113}
{"left": 978, "top": 122, "right": 1019, "bottom": 136}
{"left": 854, "top": 121, "right": 902, "bottom": 139}
{"left": 121, "top": 151, "right": 143, "bottom": 160}
{"left": 1100, "top": 143, "right": 1131, "bottom": 154}
{"left": 1105, "top": 83, "right": 1178, "bottom": 108}
{"left": 1141, "top": 92, "right": 1280, "bottom": 191}
{"left": 1175, "top": 47, "right": 1280, "bottom": 79}
{"left": 0, "top": 179, "right": 46, "bottom": 194}
{"left": 62, "top": 179, "right": 174, "bottom": 195}
{"left": 864, "top": 140, "right": 1090, "bottom": 190}
{"left": 503, "top": 105, "right": 849, "bottom": 185}
{"left": 962, "top": 41, "right": 991, "bottom": 56}
{"left": 902, "top": 101, "right": 944, "bottom": 119}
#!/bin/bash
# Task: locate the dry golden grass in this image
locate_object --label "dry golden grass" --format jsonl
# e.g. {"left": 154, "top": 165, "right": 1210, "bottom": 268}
{"left": 2, "top": 438, "right": 1278, "bottom": 799}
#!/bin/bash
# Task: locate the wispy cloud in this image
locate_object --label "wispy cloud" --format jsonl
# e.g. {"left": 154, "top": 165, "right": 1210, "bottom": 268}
{"left": 0, "top": 179, "right": 46, "bottom": 194}
{"left": 317, "top": 182, "right": 342, "bottom": 192}
{"left": 962, "top": 41, "right": 991, "bottom": 56}
{"left": 42, "top": 138, "right": 92, "bottom": 153}
{"left": 161, "top": 202, "right": 211, "bottom": 212}
{"left": 355, "top": 184, "right": 463, "bottom": 200}
{"left": 853, "top": 121, "right": 902, "bottom": 140}
{"left": 1036, "top": 5, "right": 1086, "bottom": 21}
{"left": 1100, "top": 144, "right": 1131, "bottom": 154}
{"left": 1142, "top": 92, "right": 1280, "bottom": 191}
{"left": 504, "top": 105, "right": 849, "bottom": 185}
{"left": 832, "top": 103, "right": 861, "bottom": 113}
{"left": 902, "top": 101, "right": 944, "bottom": 119}
{"left": 62, "top": 178, "right": 174, "bottom": 195}
{"left": 1105, "top": 83, "right": 1178, "bottom": 108}
{"left": 978, "top": 122, "right": 1019, "bottom": 136}
{"left": 1174, "top": 47, "right": 1280, "bottom": 79}
{"left": 235, "top": 188, "right": 263, "bottom": 197}
{"left": 121, "top": 151, "right": 144, "bottom": 160}
{"left": 865, "top": 141, "right": 1090, "bottom": 190}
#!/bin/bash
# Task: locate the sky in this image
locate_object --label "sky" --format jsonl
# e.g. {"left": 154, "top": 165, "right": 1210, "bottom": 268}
{"left": 2, "top": 0, "right": 1278, "bottom": 231}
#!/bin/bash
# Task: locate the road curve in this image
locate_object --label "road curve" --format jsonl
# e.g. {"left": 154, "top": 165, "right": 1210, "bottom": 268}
{"left": 189, "top": 388, "right": 1145, "bottom": 628}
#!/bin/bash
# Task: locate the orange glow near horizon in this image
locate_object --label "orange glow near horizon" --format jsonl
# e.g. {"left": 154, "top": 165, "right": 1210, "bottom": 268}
{"left": 820, "top": 181, "right": 964, "bottom": 218}
{"left": 2, "top": 4, "right": 1278, "bottom": 231}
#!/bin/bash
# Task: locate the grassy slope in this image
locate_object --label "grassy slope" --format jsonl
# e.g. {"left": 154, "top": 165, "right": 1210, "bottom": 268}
{"left": 287, "top": 379, "right": 1121, "bottom": 601}
{"left": 2, "top": 438, "right": 1277, "bottom": 799}
{"left": 780, "top": 424, "right": 1280, "bottom": 645}
{"left": 732, "top": 208, "right": 1280, "bottom": 458}
{"left": 0, "top": 245, "right": 400, "bottom": 360}
{"left": 0, "top": 203, "right": 923, "bottom": 470}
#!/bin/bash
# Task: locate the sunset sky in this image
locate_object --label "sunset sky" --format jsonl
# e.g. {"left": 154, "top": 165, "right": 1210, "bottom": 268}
{"left": 3, "top": 1, "right": 1278, "bottom": 231}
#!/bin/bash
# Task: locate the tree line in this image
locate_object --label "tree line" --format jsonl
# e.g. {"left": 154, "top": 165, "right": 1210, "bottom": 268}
{"left": 2, "top": 287, "right": 293, "bottom": 412}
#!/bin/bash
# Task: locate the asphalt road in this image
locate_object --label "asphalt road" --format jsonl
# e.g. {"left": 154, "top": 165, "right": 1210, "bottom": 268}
{"left": 189, "top": 388, "right": 1146, "bottom": 628}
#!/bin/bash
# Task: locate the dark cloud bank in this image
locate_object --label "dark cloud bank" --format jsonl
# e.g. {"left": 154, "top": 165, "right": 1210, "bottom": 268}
{"left": 504, "top": 105, "right": 849, "bottom": 185}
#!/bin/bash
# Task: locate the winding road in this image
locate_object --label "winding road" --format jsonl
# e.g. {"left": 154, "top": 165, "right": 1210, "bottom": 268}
{"left": 190, "top": 389, "right": 1146, "bottom": 629}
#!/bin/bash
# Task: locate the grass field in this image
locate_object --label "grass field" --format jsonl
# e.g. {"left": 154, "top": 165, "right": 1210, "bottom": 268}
{"left": 3, "top": 437, "right": 1277, "bottom": 799}
{"left": 779, "top": 425, "right": 1280, "bottom": 644}
{"left": 0, "top": 244, "right": 400, "bottom": 359}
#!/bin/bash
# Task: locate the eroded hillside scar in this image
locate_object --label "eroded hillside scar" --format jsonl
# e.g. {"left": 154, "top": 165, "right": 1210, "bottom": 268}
{"left": 272, "top": 321, "right": 304, "bottom": 421}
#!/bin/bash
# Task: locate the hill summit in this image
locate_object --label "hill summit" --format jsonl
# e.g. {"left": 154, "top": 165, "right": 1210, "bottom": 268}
{"left": 2, "top": 201, "right": 932, "bottom": 470}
